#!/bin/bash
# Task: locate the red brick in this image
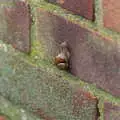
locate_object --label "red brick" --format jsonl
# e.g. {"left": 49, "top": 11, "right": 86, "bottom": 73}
{"left": 3, "top": 0, "right": 31, "bottom": 53}
{"left": 48, "top": 0, "right": 95, "bottom": 20}
{"left": 36, "top": 9, "right": 120, "bottom": 97}
{"left": 32, "top": 88, "right": 98, "bottom": 120}
{"left": 104, "top": 102, "right": 120, "bottom": 120}
{"left": 0, "top": 116, "right": 7, "bottom": 120}
{"left": 72, "top": 89, "right": 98, "bottom": 119}
{"left": 103, "top": 0, "right": 120, "bottom": 32}
{"left": 0, "top": 48, "right": 99, "bottom": 120}
{"left": 34, "top": 108, "right": 56, "bottom": 120}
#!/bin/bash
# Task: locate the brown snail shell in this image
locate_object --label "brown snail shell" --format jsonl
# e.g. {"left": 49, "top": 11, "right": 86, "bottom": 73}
{"left": 54, "top": 41, "right": 70, "bottom": 70}
{"left": 54, "top": 52, "right": 68, "bottom": 65}
{"left": 54, "top": 53, "right": 69, "bottom": 70}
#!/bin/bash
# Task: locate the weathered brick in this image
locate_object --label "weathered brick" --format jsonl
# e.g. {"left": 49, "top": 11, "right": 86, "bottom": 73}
{"left": 0, "top": 41, "right": 98, "bottom": 120}
{"left": 104, "top": 102, "right": 120, "bottom": 120}
{"left": 0, "top": 116, "right": 6, "bottom": 120}
{"left": 0, "top": 95, "right": 42, "bottom": 120}
{"left": 0, "top": 0, "right": 31, "bottom": 53}
{"left": 72, "top": 89, "right": 98, "bottom": 119}
{"left": 48, "top": 0, "right": 94, "bottom": 20}
{"left": 34, "top": 108, "right": 56, "bottom": 120}
{"left": 36, "top": 9, "right": 120, "bottom": 97}
{"left": 103, "top": 0, "right": 120, "bottom": 32}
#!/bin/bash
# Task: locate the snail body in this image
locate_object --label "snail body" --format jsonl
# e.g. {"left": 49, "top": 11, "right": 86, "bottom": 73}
{"left": 56, "top": 63, "right": 68, "bottom": 70}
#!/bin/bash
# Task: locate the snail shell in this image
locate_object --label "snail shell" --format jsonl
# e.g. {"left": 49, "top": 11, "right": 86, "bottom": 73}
{"left": 55, "top": 52, "right": 68, "bottom": 65}
{"left": 54, "top": 41, "right": 70, "bottom": 70}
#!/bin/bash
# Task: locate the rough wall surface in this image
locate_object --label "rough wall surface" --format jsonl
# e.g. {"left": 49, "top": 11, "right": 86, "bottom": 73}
{"left": 0, "top": 41, "right": 98, "bottom": 120}
{"left": 48, "top": 0, "right": 94, "bottom": 20}
{"left": 0, "top": 95, "right": 42, "bottom": 120}
{"left": 0, "top": 0, "right": 31, "bottom": 53}
{"left": 36, "top": 9, "right": 120, "bottom": 97}
{"left": 0, "top": 0, "right": 120, "bottom": 120}
{"left": 103, "top": 0, "right": 120, "bottom": 32}
{"left": 104, "top": 102, "right": 120, "bottom": 120}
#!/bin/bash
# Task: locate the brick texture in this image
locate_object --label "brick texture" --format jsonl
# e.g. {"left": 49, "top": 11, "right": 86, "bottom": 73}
{"left": 36, "top": 9, "right": 120, "bottom": 97}
{"left": 103, "top": 0, "right": 120, "bottom": 33}
{"left": 104, "top": 102, "right": 120, "bottom": 120}
{"left": 48, "top": 0, "right": 94, "bottom": 20}
{"left": 0, "top": 0, "right": 31, "bottom": 53}
{"left": 0, "top": 116, "right": 6, "bottom": 120}
{"left": 0, "top": 42, "right": 98, "bottom": 120}
{"left": 72, "top": 88, "right": 98, "bottom": 119}
{"left": 0, "top": 95, "right": 43, "bottom": 120}
{"left": 34, "top": 88, "right": 98, "bottom": 120}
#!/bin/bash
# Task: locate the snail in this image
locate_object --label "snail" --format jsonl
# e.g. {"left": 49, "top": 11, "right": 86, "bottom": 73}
{"left": 54, "top": 41, "right": 70, "bottom": 70}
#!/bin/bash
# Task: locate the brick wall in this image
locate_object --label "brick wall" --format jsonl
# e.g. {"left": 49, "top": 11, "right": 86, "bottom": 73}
{"left": 0, "top": 0, "right": 120, "bottom": 120}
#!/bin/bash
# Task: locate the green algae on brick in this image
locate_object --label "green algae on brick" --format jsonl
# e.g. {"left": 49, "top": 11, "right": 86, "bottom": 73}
{"left": 34, "top": 8, "right": 120, "bottom": 97}
{"left": 0, "top": 39, "right": 120, "bottom": 120}
{"left": 0, "top": 41, "right": 98, "bottom": 120}
{"left": 104, "top": 102, "right": 120, "bottom": 120}
{"left": 28, "top": 0, "right": 120, "bottom": 41}
{"left": 0, "top": 96, "right": 42, "bottom": 120}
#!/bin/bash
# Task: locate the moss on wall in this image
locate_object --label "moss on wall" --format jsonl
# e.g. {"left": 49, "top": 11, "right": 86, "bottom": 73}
{"left": 0, "top": 95, "right": 43, "bottom": 120}
{"left": 26, "top": 1, "right": 120, "bottom": 119}
{"left": 0, "top": 0, "right": 120, "bottom": 119}
{"left": 28, "top": 0, "right": 120, "bottom": 41}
